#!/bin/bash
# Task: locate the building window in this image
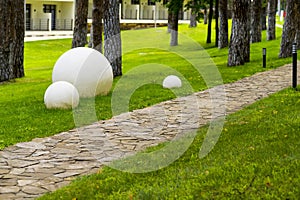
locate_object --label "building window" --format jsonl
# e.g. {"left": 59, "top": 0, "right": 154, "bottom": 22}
{"left": 131, "top": 0, "right": 140, "bottom": 5}
{"left": 43, "top": 4, "right": 56, "bottom": 13}
{"left": 148, "top": 0, "right": 155, "bottom": 5}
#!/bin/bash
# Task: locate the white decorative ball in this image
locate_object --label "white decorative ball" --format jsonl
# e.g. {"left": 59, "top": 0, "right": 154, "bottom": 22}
{"left": 44, "top": 81, "right": 80, "bottom": 109}
{"left": 52, "top": 47, "right": 113, "bottom": 98}
{"left": 163, "top": 75, "right": 182, "bottom": 89}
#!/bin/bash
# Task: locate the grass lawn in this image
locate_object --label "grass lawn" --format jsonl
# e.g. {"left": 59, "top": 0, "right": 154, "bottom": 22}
{"left": 39, "top": 88, "right": 300, "bottom": 199}
{"left": 0, "top": 22, "right": 294, "bottom": 149}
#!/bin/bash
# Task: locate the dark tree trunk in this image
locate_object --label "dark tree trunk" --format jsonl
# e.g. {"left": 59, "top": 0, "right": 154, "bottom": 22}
{"left": 189, "top": 0, "right": 197, "bottom": 28}
{"left": 72, "top": 0, "right": 89, "bottom": 48}
{"left": 296, "top": 6, "right": 300, "bottom": 50}
{"left": 279, "top": 0, "right": 298, "bottom": 58}
{"left": 91, "top": 0, "right": 103, "bottom": 53}
{"left": 215, "top": 0, "right": 219, "bottom": 47}
{"left": 103, "top": 0, "right": 122, "bottom": 77}
{"left": 261, "top": 5, "right": 267, "bottom": 30}
{"left": 251, "top": 0, "right": 262, "bottom": 43}
{"left": 0, "top": 0, "right": 24, "bottom": 82}
{"left": 170, "top": 11, "right": 179, "bottom": 46}
{"left": 204, "top": 7, "right": 208, "bottom": 24}
{"left": 228, "top": 0, "right": 250, "bottom": 66}
{"left": 219, "top": 0, "right": 228, "bottom": 48}
{"left": 168, "top": 12, "right": 172, "bottom": 33}
{"left": 267, "top": 0, "right": 276, "bottom": 40}
{"left": 206, "top": 0, "right": 213, "bottom": 43}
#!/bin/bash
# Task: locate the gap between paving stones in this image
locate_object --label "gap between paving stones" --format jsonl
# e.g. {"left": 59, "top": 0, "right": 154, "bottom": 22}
{"left": 0, "top": 63, "right": 299, "bottom": 199}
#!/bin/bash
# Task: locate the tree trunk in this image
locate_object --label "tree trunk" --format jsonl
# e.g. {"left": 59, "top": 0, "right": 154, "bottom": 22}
{"left": 72, "top": 0, "right": 89, "bottom": 48}
{"left": 251, "top": 0, "right": 262, "bottom": 43}
{"left": 91, "top": 0, "right": 103, "bottom": 53}
{"left": 296, "top": 6, "right": 300, "bottom": 50}
{"left": 219, "top": 0, "right": 228, "bottom": 48}
{"left": 204, "top": 7, "right": 208, "bottom": 24}
{"left": 168, "top": 12, "right": 172, "bottom": 33}
{"left": 103, "top": 0, "right": 122, "bottom": 77}
{"left": 206, "top": 0, "right": 213, "bottom": 44}
{"left": 189, "top": 0, "right": 197, "bottom": 28}
{"left": 261, "top": 5, "right": 267, "bottom": 30}
{"left": 0, "top": 0, "right": 24, "bottom": 82}
{"left": 279, "top": 0, "right": 298, "bottom": 58}
{"left": 170, "top": 11, "right": 179, "bottom": 46}
{"left": 267, "top": 0, "right": 276, "bottom": 40}
{"left": 215, "top": 0, "right": 219, "bottom": 47}
{"left": 228, "top": 0, "right": 250, "bottom": 66}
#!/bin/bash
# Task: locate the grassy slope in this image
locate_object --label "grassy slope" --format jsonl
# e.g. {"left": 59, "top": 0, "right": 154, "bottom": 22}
{"left": 39, "top": 88, "right": 300, "bottom": 199}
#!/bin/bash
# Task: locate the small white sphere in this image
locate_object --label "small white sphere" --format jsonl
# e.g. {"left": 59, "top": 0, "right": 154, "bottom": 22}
{"left": 52, "top": 47, "right": 113, "bottom": 98}
{"left": 44, "top": 81, "right": 80, "bottom": 109}
{"left": 163, "top": 75, "right": 182, "bottom": 89}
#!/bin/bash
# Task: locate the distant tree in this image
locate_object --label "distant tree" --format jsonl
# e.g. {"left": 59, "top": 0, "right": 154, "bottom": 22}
{"left": 0, "top": 0, "right": 25, "bottom": 82}
{"left": 215, "top": 0, "right": 219, "bottom": 47}
{"left": 103, "top": 0, "right": 122, "bottom": 76}
{"left": 168, "top": 0, "right": 184, "bottom": 46}
{"left": 267, "top": 0, "right": 276, "bottom": 40}
{"left": 251, "top": 0, "right": 262, "bottom": 43}
{"left": 72, "top": 0, "right": 89, "bottom": 48}
{"left": 189, "top": 0, "right": 198, "bottom": 27}
{"left": 219, "top": 0, "right": 228, "bottom": 48}
{"left": 206, "top": 0, "right": 213, "bottom": 43}
{"left": 261, "top": 2, "right": 267, "bottom": 30}
{"left": 228, "top": 0, "right": 250, "bottom": 66}
{"left": 279, "top": 0, "right": 299, "bottom": 58}
{"left": 91, "top": 0, "right": 103, "bottom": 52}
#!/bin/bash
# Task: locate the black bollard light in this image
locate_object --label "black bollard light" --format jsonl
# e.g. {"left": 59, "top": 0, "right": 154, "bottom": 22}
{"left": 292, "top": 43, "right": 297, "bottom": 89}
{"left": 263, "top": 48, "right": 266, "bottom": 68}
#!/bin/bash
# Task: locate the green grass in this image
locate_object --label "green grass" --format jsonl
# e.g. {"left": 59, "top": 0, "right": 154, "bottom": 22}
{"left": 39, "top": 88, "right": 300, "bottom": 199}
{"left": 0, "top": 22, "right": 294, "bottom": 149}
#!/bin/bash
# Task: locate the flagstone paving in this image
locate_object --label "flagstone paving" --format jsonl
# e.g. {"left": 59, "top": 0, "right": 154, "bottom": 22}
{"left": 0, "top": 64, "right": 299, "bottom": 199}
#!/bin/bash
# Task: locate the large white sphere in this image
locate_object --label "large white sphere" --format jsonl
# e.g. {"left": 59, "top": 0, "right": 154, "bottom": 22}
{"left": 44, "top": 81, "right": 80, "bottom": 109}
{"left": 52, "top": 47, "right": 113, "bottom": 98}
{"left": 163, "top": 75, "right": 182, "bottom": 89}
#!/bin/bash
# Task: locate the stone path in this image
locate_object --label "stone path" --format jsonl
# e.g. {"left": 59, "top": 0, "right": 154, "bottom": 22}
{"left": 0, "top": 64, "right": 299, "bottom": 199}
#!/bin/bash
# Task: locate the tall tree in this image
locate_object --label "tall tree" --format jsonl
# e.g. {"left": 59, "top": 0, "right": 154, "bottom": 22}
{"left": 189, "top": 0, "right": 197, "bottom": 27}
{"left": 72, "top": 0, "right": 89, "bottom": 48}
{"left": 251, "top": 0, "right": 262, "bottom": 43}
{"left": 261, "top": 3, "right": 267, "bottom": 30}
{"left": 228, "top": 0, "right": 250, "bottom": 66}
{"left": 206, "top": 0, "right": 213, "bottom": 43}
{"left": 103, "top": 0, "right": 122, "bottom": 76}
{"left": 215, "top": 0, "right": 219, "bottom": 47}
{"left": 219, "top": 0, "right": 228, "bottom": 48}
{"left": 168, "top": 0, "right": 184, "bottom": 46}
{"left": 91, "top": 0, "right": 103, "bottom": 52}
{"left": 0, "top": 0, "right": 25, "bottom": 82}
{"left": 267, "top": 0, "right": 276, "bottom": 40}
{"left": 279, "top": 0, "right": 299, "bottom": 58}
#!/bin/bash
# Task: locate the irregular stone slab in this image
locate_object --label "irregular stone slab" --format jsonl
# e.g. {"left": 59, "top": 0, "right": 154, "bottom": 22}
{"left": 16, "top": 142, "right": 46, "bottom": 150}
{"left": 22, "top": 185, "right": 48, "bottom": 195}
{"left": 0, "top": 186, "right": 20, "bottom": 193}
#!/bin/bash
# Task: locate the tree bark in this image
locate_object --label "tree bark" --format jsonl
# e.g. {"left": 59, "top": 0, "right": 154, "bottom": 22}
{"left": 215, "top": 0, "right": 219, "bottom": 47}
{"left": 169, "top": 11, "right": 179, "bottom": 46}
{"left": 267, "top": 0, "right": 276, "bottom": 40}
{"left": 91, "top": 0, "right": 103, "bottom": 53}
{"left": 0, "top": 0, "right": 24, "bottom": 82}
{"left": 279, "top": 0, "right": 298, "bottom": 58}
{"left": 103, "top": 0, "right": 122, "bottom": 77}
{"left": 219, "top": 0, "right": 228, "bottom": 48}
{"left": 251, "top": 0, "right": 262, "bottom": 43}
{"left": 228, "top": 0, "right": 250, "bottom": 66}
{"left": 261, "top": 5, "right": 267, "bottom": 30}
{"left": 189, "top": 0, "right": 197, "bottom": 28}
{"left": 206, "top": 0, "right": 213, "bottom": 43}
{"left": 203, "top": 7, "right": 208, "bottom": 24}
{"left": 72, "top": 0, "right": 89, "bottom": 48}
{"left": 296, "top": 6, "right": 300, "bottom": 50}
